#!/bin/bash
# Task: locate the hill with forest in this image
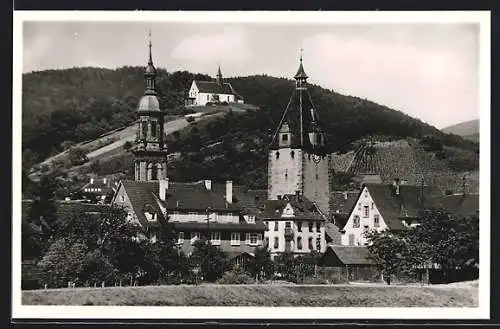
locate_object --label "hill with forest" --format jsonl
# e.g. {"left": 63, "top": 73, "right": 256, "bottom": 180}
{"left": 21, "top": 67, "right": 479, "bottom": 197}
{"left": 441, "top": 119, "right": 479, "bottom": 143}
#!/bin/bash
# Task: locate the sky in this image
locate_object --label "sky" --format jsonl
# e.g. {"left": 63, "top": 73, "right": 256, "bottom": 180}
{"left": 22, "top": 20, "right": 480, "bottom": 129}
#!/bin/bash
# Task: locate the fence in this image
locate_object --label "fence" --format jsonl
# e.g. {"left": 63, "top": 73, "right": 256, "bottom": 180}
{"left": 317, "top": 265, "right": 381, "bottom": 283}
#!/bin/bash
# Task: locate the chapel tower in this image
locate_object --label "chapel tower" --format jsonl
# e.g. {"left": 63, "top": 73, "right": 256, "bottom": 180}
{"left": 133, "top": 32, "right": 167, "bottom": 181}
{"left": 267, "top": 51, "right": 331, "bottom": 215}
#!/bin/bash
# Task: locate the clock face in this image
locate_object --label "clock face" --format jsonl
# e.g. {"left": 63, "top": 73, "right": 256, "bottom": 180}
{"left": 312, "top": 154, "right": 321, "bottom": 163}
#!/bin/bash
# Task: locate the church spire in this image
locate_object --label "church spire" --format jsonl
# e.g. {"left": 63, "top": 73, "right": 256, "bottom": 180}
{"left": 216, "top": 64, "right": 223, "bottom": 86}
{"left": 144, "top": 29, "right": 157, "bottom": 95}
{"left": 294, "top": 48, "right": 308, "bottom": 83}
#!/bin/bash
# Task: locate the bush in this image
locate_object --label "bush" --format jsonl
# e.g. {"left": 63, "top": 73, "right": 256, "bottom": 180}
{"left": 216, "top": 268, "right": 255, "bottom": 284}
{"left": 186, "top": 116, "right": 195, "bottom": 123}
{"left": 221, "top": 101, "right": 228, "bottom": 105}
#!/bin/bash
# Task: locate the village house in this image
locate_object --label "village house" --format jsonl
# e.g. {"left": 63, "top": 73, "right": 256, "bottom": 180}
{"left": 186, "top": 66, "right": 244, "bottom": 106}
{"left": 339, "top": 179, "right": 444, "bottom": 246}
{"left": 78, "top": 177, "right": 117, "bottom": 203}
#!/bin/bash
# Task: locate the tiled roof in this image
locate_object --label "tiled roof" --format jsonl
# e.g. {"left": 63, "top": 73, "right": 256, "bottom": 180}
{"left": 120, "top": 180, "right": 166, "bottom": 228}
{"left": 162, "top": 181, "right": 241, "bottom": 212}
{"left": 324, "top": 222, "right": 342, "bottom": 244}
{"left": 356, "top": 183, "right": 444, "bottom": 231}
{"left": 440, "top": 194, "right": 479, "bottom": 218}
{"left": 331, "top": 191, "right": 359, "bottom": 216}
{"left": 194, "top": 81, "right": 235, "bottom": 95}
{"left": 325, "top": 245, "right": 375, "bottom": 265}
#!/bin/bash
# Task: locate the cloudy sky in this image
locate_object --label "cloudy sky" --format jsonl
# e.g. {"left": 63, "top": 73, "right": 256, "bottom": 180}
{"left": 22, "top": 20, "right": 480, "bottom": 129}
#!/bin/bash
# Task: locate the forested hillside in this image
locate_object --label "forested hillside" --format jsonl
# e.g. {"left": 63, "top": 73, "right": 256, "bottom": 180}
{"left": 22, "top": 67, "right": 479, "bottom": 193}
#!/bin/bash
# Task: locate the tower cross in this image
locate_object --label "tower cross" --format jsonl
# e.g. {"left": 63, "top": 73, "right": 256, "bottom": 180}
{"left": 300, "top": 48, "right": 304, "bottom": 62}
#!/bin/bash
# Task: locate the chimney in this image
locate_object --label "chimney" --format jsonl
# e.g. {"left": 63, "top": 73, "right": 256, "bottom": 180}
{"left": 204, "top": 180, "right": 212, "bottom": 191}
{"left": 393, "top": 178, "right": 400, "bottom": 196}
{"left": 159, "top": 178, "right": 169, "bottom": 201}
{"left": 90, "top": 178, "right": 94, "bottom": 184}
{"left": 226, "top": 180, "right": 233, "bottom": 204}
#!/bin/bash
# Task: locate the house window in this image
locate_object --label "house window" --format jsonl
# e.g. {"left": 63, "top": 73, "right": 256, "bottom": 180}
{"left": 231, "top": 232, "right": 240, "bottom": 245}
{"left": 177, "top": 232, "right": 184, "bottom": 244}
{"left": 297, "top": 236, "right": 302, "bottom": 250}
{"left": 363, "top": 206, "right": 369, "bottom": 218}
{"left": 274, "top": 221, "right": 279, "bottom": 231}
{"left": 285, "top": 222, "right": 291, "bottom": 228}
{"left": 191, "top": 232, "right": 200, "bottom": 244}
{"left": 371, "top": 202, "right": 374, "bottom": 210}
{"left": 276, "top": 151, "right": 280, "bottom": 159}
{"left": 348, "top": 234, "right": 355, "bottom": 246}
{"left": 247, "top": 215, "right": 255, "bottom": 223}
{"left": 353, "top": 215, "right": 360, "bottom": 228}
{"left": 308, "top": 221, "right": 313, "bottom": 232}
{"left": 250, "top": 233, "right": 260, "bottom": 245}
{"left": 291, "top": 150, "right": 295, "bottom": 158}
{"left": 316, "top": 238, "right": 321, "bottom": 250}
{"left": 374, "top": 215, "right": 380, "bottom": 228}
{"left": 282, "top": 134, "right": 288, "bottom": 142}
{"left": 308, "top": 237, "right": 313, "bottom": 250}
{"left": 211, "top": 232, "right": 221, "bottom": 245}
{"left": 120, "top": 195, "right": 125, "bottom": 202}
{"left": 206, "top": 95, "right": 209, "bottom": 101}
{"left": 274, "top": 237, "right": 279, "bottom": 249}
{"left": 316, "top": 222, "right": 321, "bottom": 232}
{"left": 297, "top": 222, "right": 302, "bottom": 232}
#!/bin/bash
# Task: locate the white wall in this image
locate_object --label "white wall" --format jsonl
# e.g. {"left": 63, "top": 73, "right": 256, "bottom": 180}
{"left": 341, "top": 186, "right": 388, "bottom": 246}
{"left": 268, "top": 148, "right": 303, "bottom": 200}
{"left": 188, "top": 81, "right": 236, "bottom": 106}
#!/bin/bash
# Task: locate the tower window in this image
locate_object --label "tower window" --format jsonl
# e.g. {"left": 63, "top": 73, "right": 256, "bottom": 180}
{"left": 290, "top": 150, "right": 295, "bottom": 158}
{"left": 282, "top": 134, "right": 288, "bottom": 142}
{"left": 151, "top": 121, "right": 157, "bottom": 138}
{"left": 276, "top": 151, "right": 280, "bottom": 159}
{"left": 141, "top": 121, "right": 148, "bottom": 139}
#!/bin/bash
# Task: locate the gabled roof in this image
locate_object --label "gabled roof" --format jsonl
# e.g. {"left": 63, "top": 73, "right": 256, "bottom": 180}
{"left": 119, "top": 180, "right": 165, "bottom": 228}
{"left": 324, "top": 245, "right": 375, "bottom": 265}
{"left": 324, "top": 222, "right": 342, "bottom": 244}
{"left": 331, "top": 191, "right": 359, "bottom": 216}
{"left": 352, "top": 183, "right": 444, "bottom": 231}
{"left": 440, "top": 193, "right": 479, "bottom": 218}
{"left": 193, "top": 81, "right": 236, "bottom": 95}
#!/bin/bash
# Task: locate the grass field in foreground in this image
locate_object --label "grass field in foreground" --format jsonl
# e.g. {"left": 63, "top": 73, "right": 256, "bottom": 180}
{"left": 22, "top": 284, "right": 478, "bottom": 307}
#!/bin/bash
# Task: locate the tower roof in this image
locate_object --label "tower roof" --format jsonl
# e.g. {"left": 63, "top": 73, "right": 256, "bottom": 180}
{"left": 145, "top": 31, "right": 157, "bottom": 75}
{"left": 294, "top": 53, "right": 308, "bottom": 80}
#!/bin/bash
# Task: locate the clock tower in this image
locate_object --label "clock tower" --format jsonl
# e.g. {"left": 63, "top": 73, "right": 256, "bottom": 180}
{"left": 267, "top": 51, "right": 331, "bottom": 215}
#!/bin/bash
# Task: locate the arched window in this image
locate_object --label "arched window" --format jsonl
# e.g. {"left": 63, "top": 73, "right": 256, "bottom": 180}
{"left": 151, "top": 163, "right": 158, "bottom": 180}
{"left": 156, "top": 163, "right": 162, "bottom": 180}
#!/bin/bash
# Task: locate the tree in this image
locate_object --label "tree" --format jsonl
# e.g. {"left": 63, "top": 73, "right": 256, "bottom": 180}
{"left": 366, "top": 230, "right": 409, "bottom": 285}
{"left": 27, "top": 173, "right": 59, "bottom": 243}
{"left": 190, "top": 239, "right": 228, "bottom": 282}
{"left": 68, "top": 147, "right": 88, "bottom": 166}
{"left": 89, "top": 160, "right": 101, "bottom": 174}
{"left": 248, "top": 246, "right": 274, "bottom": 281}
{"left": 37, "top": 238, "right": 89, "bottom": 287}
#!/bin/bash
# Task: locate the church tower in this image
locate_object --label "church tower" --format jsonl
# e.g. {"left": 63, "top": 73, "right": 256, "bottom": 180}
{"left": 267, "top": 51, "right": 331, "bottom": 215}
{"left": 133, "top": 32, "right": 167, "bottom": 181}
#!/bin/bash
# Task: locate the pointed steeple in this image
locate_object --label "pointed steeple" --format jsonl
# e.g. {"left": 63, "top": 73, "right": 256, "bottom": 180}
{"left": 294, "top": 49, "right": 308, "bottom": 81}
{"left": 216, "top": 64, "right": 223, "bottom": 86}
{"left": 144, "top": 30, "right": 157, "bottom": 95}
